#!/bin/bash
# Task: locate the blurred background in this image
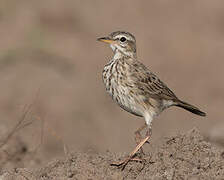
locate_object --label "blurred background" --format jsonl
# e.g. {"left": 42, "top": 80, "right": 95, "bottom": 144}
{"left": 0, "top": 0, "right": 223, "bottom": 168}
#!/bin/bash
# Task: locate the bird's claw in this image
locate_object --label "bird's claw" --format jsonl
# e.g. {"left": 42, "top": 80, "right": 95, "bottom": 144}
{"left": 110, "top": 156, "right": 145, "bottom": 170}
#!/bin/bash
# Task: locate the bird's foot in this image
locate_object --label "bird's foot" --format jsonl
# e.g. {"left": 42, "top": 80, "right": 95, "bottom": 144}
{"left": 110, "top": 136, "right": 150, "bottom": 170}
{"left": 111, "top": 155, "right": 152, "bottom": 170}
{"left": 110, "top": 156, "right": 144, "bottom": 170}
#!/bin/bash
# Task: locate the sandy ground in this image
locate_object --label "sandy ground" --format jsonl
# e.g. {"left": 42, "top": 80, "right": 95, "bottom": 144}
{"left": 0, "top": 0, "right": 224, "bottom": 179}
{"left": 1, "top": 129, "right": 224, "bottom": 179}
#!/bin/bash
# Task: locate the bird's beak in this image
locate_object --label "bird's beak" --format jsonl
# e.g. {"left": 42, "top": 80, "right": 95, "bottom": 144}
{"left": 97, "top": 37, "right": 116, "bottom": 44}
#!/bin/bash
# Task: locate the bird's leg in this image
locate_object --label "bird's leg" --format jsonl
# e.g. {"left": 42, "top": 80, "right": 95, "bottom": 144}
{"left": 134, "top": 123, "right": 147, "bottom": 154}
{"left": 134, "top": 123, "right": 147, "bottom": 144}
{"left": 145, "top": 125, "right": 152, "bottom": 138}
{"left": 111, "top": 136, "right": 150, "bottom": 170}
{"left": 111, "top": 125, "right": 151, "bottom": 170}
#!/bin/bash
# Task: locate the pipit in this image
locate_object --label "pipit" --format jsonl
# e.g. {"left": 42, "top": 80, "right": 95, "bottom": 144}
{"left": 98, "top": 31, "right": 206, "bottom": 169}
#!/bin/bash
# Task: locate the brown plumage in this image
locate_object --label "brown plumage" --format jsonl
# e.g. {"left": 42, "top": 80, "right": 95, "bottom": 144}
{"left": 98, "top": 31, "right": 206, "bottom": 169}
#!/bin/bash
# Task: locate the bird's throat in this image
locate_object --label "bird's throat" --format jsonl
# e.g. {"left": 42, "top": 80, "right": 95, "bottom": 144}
{"left": 113, "top": 48, "right": 136, "bottom": 59}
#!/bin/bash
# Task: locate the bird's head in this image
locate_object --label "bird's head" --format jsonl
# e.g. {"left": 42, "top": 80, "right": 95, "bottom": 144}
{"left": 98, "top": 31, "right": 137, "bottom": 58}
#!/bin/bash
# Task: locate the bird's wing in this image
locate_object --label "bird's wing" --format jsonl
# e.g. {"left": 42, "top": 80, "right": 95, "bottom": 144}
{"left": 129, "top": 60, "right": 178, "bottom": 101}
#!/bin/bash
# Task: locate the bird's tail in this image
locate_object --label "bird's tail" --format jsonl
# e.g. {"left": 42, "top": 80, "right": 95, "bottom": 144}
{"left": 175, "top": 100, "right": 206, "bottom": 117}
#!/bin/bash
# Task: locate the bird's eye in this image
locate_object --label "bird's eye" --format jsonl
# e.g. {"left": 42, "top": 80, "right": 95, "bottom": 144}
{"left": 120, "top": 37, "right": 126, "bottom": 42}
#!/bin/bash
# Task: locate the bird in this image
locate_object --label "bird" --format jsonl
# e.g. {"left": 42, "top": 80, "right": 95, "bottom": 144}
{"left": 97, "top": 31, "right": 206, "bottom": 169}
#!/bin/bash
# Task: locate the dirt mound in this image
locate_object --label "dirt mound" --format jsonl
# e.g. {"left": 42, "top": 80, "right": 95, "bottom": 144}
{"left": 1, "top": 128, "right": 224, "bottom": 180}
